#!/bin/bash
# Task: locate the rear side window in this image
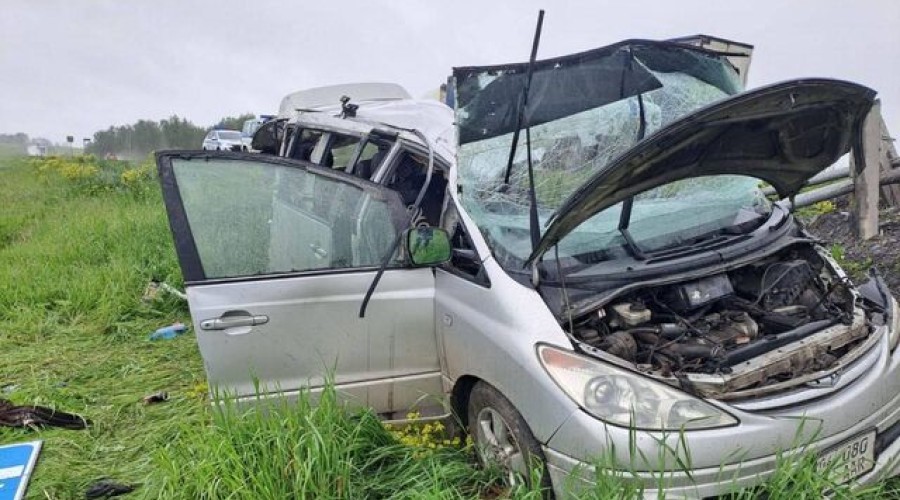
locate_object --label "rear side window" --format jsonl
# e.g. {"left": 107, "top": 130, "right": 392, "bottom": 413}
{"left": 353, "top": 140, "right": 391, "bottom": 179}
{"left": 322, "top": 133, "right": 359, "bottom": 172}
{"left": 288, "top": 129, "right": 323, "bottom": 161}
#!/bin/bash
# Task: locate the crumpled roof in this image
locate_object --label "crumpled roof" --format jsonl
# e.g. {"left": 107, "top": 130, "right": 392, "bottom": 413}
{"left": 278, "top": 82, "right": 411, "bottom": 117}
{"left": 280, "top": 83, "right": 455, "bottom": 162}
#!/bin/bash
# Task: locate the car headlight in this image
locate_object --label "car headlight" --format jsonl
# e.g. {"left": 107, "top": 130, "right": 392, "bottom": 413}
{"left": 538, "top": 344, "right": 738, "bottom": 431}
{"left": 889, "top": 296, "right": 900, "bottom": 351}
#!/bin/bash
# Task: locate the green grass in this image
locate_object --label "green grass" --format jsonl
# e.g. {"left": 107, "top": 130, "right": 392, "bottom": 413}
{"left": 147, "top": 383, "right": 501, "bottom": 499}
{"left": 0, "top": 156, "right": 202, "bottom": 498}
{"left": 1, "top": 155, "right": 898, "bottom": 499}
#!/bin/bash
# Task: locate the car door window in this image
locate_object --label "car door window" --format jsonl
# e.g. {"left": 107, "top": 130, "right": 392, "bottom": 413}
{"left": 163, "top": 155, "right": 406, "bottom": 281}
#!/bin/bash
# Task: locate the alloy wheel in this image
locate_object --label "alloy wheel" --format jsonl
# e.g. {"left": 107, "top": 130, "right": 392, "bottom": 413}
{"left": 475, "top": 406, "right": 528, "bottom": 485}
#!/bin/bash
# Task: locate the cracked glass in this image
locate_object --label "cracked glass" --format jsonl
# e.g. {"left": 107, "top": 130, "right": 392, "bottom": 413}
{"left": 453, "top": 42, "right": 744, "bottom": 268}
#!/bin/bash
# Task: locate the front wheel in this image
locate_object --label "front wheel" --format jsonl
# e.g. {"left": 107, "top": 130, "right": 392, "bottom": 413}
{"left": 468, "top": 381, "right": 550, "bottom": 491}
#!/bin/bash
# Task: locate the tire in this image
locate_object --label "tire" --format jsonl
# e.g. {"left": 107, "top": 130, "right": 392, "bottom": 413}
{"left": 467, "top": 381, "right": 551, "bottom": 492}
{"left": 215, "top": 146, "right": 221, "bottom": 151}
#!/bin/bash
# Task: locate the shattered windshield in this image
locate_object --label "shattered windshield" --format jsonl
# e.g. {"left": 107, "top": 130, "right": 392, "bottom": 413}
{"left": 453, "top": 41, "right": 744, "bottom": 269}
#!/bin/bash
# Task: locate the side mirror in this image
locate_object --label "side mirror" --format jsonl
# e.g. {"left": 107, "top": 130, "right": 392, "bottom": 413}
{"left": 405, "top": 227, "right": 451, "bottom": 267}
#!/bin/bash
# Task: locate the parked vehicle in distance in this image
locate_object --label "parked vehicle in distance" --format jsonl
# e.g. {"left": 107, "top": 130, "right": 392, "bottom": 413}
{"left": 202, "top": 129, "right": 245, "bottom": 151}
{"left": 156, "top": 39, "right": 900, "bottom": 498}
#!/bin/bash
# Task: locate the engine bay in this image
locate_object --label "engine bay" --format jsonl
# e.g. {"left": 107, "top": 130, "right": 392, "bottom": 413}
{"left": 570, "top": 244, "right": 875, "bottom": 398}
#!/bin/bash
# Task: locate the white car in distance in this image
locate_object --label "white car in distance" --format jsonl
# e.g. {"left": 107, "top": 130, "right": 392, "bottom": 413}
{"left": 202, "top": 129, "right": 245, "bottom": 151}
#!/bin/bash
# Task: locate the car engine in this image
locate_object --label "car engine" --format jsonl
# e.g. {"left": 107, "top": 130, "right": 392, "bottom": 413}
{"left": 570, "top": 244, "right": 875, "bottom": 399}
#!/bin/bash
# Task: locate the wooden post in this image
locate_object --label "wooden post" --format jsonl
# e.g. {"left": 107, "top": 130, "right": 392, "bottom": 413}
{"left": 851, "top": 100, "right": 882, "bottom": 240}
{"left": 880, "top": 116, "right": 900, "bottom": 206}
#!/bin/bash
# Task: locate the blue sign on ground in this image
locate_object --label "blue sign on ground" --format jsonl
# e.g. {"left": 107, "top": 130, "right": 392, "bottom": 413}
{"left": 0, "top": 441, "right": 42, "bottom": 500}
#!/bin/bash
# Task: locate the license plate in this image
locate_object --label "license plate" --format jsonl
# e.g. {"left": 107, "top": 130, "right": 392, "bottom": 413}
{"left": 816, "top": 430, "right": 876, "bottom": 484}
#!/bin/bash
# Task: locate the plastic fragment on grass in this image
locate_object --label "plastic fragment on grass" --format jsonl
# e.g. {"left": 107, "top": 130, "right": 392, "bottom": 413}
{"left": 141, "top": 391, "right": 168, "bottom": 405}
{"left": 159, "top": 282, "right": 187, "bottom": 300}
{"left": 149, "top": 323, "right": 187, "bottom": 341}
{"left": 141, "top": 281, "right": 187, "bottom": 302}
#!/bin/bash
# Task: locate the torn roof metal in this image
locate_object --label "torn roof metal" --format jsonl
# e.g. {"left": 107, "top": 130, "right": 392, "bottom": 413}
{"left": 667, "top": 34, "right": 754, "bottom": 86}
{"left": 279, "top": 84, "right": 455, "bottom": 162}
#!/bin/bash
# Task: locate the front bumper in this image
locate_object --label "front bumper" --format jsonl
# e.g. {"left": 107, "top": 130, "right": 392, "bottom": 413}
{"left": 542, "top": 325, "right": 900, "bottom": 498}
{"left": 544, "top": 424, "right": 900, "bottom": 498}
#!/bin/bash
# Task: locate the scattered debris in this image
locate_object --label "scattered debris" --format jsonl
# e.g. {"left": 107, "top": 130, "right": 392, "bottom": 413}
{"left": 141, "top": 391, "right": 168, "bottom": 405}
{"left": 84, "top": 479, "right": 137, "bottom": 498}
{"left": 159, "top": 282, "right": 187, "bottom": 300}
{"left": 141, "top": 281, "right": 160, "bottom": 302}
{"left": 0, "top": 399, "right": 89, "bottom": 430}
{"left": 141, "top": 280, "right": 187, "bottom": 302}
{"left": 148, "top": 323, "right": 187, "bottom": 341}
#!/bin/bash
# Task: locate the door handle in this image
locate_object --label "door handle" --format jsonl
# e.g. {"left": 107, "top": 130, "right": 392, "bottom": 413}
{"left": 200, "top": 312, "right": 269, "bottom": 331}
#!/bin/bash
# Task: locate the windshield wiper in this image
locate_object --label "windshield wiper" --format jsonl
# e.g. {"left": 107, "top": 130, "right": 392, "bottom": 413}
{"left": 501, "top": 10, "right": 545, "bottom": 265}
{"left": 616, "top": 65, "right": 648, "bottom": 261}
{"left": 617, "top": 196, "right": 646, "bottom": 260}
{"left": 635, "top": 213, "right": 769, "bottom": 263}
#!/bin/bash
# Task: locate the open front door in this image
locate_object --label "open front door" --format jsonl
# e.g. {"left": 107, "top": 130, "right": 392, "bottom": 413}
{"left": 157, "top": 151, "right": 445, "bottom": 418}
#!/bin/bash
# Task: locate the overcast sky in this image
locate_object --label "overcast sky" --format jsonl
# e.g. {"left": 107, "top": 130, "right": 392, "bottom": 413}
{"left": 2, "top": 0, "right": 898, "bottom": 144}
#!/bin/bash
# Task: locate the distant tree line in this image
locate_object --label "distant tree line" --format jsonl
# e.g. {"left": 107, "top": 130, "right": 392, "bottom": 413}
{"left": 85, "top": 113, "right": 255, "bottom": 159}
{"left": 0, "top": 133, "right": 30, "bottom": 155}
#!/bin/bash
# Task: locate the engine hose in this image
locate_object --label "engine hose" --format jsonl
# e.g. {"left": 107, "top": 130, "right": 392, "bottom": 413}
{"left": 662, "top": 343, "right": 724, "bottom": 361}
{"left": 625, "top": 324, "right": 688, "bottom": 342}
{"left": 630, "top": 330, "right": 660, "bottom": 345}
{"left": 723, "top": 319, "right": 836, "bottom": 366}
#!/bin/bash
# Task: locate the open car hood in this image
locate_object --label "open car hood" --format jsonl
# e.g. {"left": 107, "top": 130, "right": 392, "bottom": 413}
{"left": 526, "top": 78, "right": 875, "bottom": 266}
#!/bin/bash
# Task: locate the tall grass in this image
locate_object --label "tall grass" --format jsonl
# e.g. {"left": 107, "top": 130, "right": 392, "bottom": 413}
{"left": 148, "top": 383, "right": 500, "bottom": 499}
{"left": 0, "top": 155, "right": 202, "bottom": 498}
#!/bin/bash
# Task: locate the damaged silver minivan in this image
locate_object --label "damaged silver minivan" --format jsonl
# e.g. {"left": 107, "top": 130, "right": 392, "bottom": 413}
{"left": 156, "top": 40, "right": 900, "bottom": 497}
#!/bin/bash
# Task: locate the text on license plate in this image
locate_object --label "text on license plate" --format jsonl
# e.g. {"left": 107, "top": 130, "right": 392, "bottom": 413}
{"left": 816, "top": 430, "right": 876, "bottom": 484}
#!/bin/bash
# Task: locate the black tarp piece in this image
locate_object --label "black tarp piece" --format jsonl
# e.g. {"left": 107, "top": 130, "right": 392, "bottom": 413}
{"left": 453, "top": 40, "right": 743, "bottom": 145}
